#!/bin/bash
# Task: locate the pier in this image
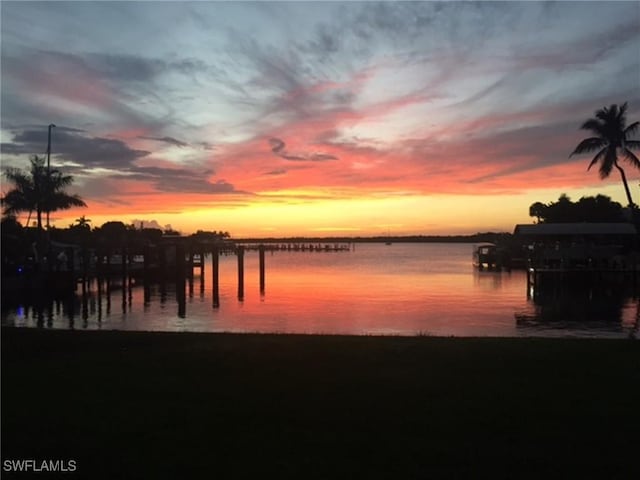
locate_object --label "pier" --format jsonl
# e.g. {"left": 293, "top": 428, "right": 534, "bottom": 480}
{"left": 1, "top": 239, "right": 353, "bottom": 309}
{"left": 238, "top": 242, "right": 352, "bottom": 252}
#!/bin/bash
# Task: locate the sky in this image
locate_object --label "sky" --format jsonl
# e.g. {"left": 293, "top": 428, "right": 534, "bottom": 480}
{"left": 1, "top": 0, "right": 639, "bottom": 237}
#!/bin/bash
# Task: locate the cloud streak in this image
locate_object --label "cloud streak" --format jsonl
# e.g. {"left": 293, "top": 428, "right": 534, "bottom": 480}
{"left": 268, "top": 138, "right": 338, "bottom": 162}
{"left": 139, "top": 136, "right": 189, "bottom": 148}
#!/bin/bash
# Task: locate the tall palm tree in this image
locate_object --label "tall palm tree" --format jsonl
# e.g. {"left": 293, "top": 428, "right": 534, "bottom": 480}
{"left": 2, "top": 156, "right": 86, "bottom": 232}
{"left": 570, "top": 102, "right": 640, "bottom": 209}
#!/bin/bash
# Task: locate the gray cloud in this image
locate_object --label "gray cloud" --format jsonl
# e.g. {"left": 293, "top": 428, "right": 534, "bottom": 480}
{"left": 264, "top": 169, "right": 287, "bottom": 176}
{"left": 511, "top": 19, "right": 640, "bottom": 72}
{"left": 218, "top": 2, "right": 527, "bottom": 133}
{"left": 121, "top": 165, "right": 240, "bottom": 194}
{"left": 1, "top": 127, "right": 241, "bottom": 196}
{"left": 222, "top": 28, "right": 360, "bottom": 128}
{"left": 15, "top": 50, "right": 212, "bottom": 86}
{"left": 153, "top": 177, "right": 238, "bottom": 195}
{"left": 0, "top": 47, "right": 224, "bottom": 139}
{"left": 269, "top": 137, "right": 286, "bottom": 155}
{"left": 1, "top": 50, "right": 172, "bottom": 133}
{"left": 138, "top": 136, "right": 189, "bottom": 148}
{"left": 269, "top": 137, "right": 337, "bottom": 162}
{"left": 1, "top": 127, "right": 150, "bottom": 169}
{"left": 197, "top": 142, "right": 216, "bottom": 151}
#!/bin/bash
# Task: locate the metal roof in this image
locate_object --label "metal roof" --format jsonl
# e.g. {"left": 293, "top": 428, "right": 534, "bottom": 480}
{"left": 513, "top": 223, "right": 637, "bottom": 236}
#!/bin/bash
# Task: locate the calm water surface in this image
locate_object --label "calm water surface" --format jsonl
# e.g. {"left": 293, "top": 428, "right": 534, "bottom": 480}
{"left": 2, "top": 243, "right": 638, "bottom": 338}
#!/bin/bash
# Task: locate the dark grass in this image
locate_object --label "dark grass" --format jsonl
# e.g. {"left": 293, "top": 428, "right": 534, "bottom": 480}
{"left": 2, "top": 328, "right": 639, "bottom": 479}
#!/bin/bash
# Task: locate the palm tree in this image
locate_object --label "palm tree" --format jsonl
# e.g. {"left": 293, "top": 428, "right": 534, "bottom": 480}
{"left": 2, "top": 156, "right": 86, "bottom": 232}
{"left": 70, "top": 215, "right": 92, "bottom": 230}
{"left": 570, "top": 102, "right": 640, "bottom": 210}
{"left": 2, "top": 167, "right": 37, "bottom": 226}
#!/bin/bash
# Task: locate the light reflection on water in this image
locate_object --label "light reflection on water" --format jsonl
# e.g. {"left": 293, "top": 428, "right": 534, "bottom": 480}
{"left": 2, "top": 243, "right": 638, "bottom": 338}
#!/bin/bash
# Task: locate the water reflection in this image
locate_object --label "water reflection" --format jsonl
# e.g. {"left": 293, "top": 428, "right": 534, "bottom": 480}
{"left": 516, "top": 273, "right": 639, "bottom": 338}
{"left": 2, "top": 243, "right": 638, "bottom": 338}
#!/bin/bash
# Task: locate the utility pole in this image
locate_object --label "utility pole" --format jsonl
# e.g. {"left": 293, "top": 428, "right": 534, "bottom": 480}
{"left": 46, "top": 123, "right": 56, "bottom": 229}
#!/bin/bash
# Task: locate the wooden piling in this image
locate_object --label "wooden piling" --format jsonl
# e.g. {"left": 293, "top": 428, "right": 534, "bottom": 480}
{"left": 143, "top": 244, "right": 150, "bottom": 280}
{"left": 175, "top": 243, "right": 186, "bottom": 281}
{"left": 188, "top": 275, "right": 194, "bottom": 298}
{"left": 188, "top": 250, "right": 194, "bottom": 279}
{"left": 259, "top": 245, "right": 265, "bottom": 293}
{"left": 143, "top": 283, "right": 151, "bottom": 307}
{"left": 177, "top": 276, "right": 186, "bottom": 318}
{"left": 159, "top": 245, "right": 166, "bottom": 276}
{"left": 121, "top": 275, "right": 127, "bottom": 313}
{"left": 105, "top": 249, "right": 112, "bottom": 300}
{"left": 105, "top": 248, "right": 111, "bottom": 274}
{"left": 121, "top": 247, "right": 127, "bottom": 278}
{"left": 237, "top": 245, "right": 245, "bottom": 301}
{"left": 212, "top": 247, "right": 220, "bottom": 308}
{"left": 199, "top": 249, "right": 205, "bottom": 295}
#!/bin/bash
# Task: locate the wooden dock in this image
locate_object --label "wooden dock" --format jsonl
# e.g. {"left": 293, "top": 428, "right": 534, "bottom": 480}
{"left": 238, "top": 242, "right": 352, "bottom": 252}
{"left": 1, "top": 240, "right": 353, "bottom": 307}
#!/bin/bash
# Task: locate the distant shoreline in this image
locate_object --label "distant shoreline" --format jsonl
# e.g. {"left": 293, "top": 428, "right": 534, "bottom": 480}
{"left": 234, "top": 232, "right": 510, "bottom": 244}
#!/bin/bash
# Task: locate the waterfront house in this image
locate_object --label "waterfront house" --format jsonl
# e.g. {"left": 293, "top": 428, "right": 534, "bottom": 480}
{"left": 513, "top": 223, "right": 638, "bottom": 270}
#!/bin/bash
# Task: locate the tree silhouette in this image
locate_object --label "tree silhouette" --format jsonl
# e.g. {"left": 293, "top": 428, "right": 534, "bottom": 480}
{"left": 529, "top": 194, "right": 625, "bottom": 223}
{"left": 2, "top": 156, "right": 86, "bottom": 232}
{"left": 570, "top": 102, "right": 640, "bottom": 209}
{"left": 70, "top": 215, "right": 92, "bottom": 230}
{"left": 2, "top": 167, "right": 36, "bottom": 226}
{"left": 529, "top": 202, "right": 546, "bottom": 223}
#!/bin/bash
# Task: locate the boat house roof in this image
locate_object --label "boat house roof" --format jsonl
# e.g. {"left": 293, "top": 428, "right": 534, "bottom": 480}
{"left": 513, "top": 223, "right": 637, "bottom": 237}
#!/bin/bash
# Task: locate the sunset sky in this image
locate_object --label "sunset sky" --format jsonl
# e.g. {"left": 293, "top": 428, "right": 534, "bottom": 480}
{"left": 1, "top": 1, "right": 639, "bottom": 237}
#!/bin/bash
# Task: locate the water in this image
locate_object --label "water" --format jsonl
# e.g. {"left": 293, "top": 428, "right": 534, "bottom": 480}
{"left": 2, "top": 243, "right": 638, "bottom": 338}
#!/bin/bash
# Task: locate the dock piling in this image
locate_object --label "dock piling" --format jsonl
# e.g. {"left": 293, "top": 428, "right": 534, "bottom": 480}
{"left": 259, "top": 245, "right": 265, "bottom": 293}
{"left": 212, "top": 247, "right": 220, "bottom": 308}
{"left": 237, "top": 245, "right": 245, "bottom": 301}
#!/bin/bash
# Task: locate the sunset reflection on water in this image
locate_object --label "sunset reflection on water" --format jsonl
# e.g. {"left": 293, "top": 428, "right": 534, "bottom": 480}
{"left": 2, "top": 243, "right": 638, "bottom": 338}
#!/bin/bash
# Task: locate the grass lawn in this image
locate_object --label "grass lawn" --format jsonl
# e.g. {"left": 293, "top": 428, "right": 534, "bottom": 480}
{"left": 2, "top": 327, "right": 639, "bottom": 479}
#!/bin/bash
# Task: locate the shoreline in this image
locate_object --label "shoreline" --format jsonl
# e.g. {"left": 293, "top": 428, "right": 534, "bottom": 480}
{"left": 3, "top": 327, "right": 639, "bottom": 478}
{"left": 2, "top": 324, "right": 637, "bottom": 340}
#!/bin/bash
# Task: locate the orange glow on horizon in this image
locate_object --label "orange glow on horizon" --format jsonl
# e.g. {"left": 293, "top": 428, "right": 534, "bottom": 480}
{"left": 46, "top": 181, "right": 633, "bottom": 238}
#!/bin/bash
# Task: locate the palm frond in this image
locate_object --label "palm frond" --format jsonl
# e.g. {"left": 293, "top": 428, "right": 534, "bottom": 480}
{"left": 4, "top": 169, "right": 33, "bottom": 187}
{"left": 594, "top": 106, "right": 609, "bottom": 122}
{"left": 1, "top": 190, "right": 31, "bottom": 215}
{"left": 587, "top": 147, "right": 607, "bottom": 171}
{"left": 622, "top": 148, "right": 640, "bottom": 169}
{"left": 618, "top": 101, "right": 628, "bottom": 118}
{"left": 46, "top": 193, "right": 87, "bottom": 211}
{"left": 571, "top": 137, "right": 606, "bottom": 156}
{"left": 579, "top": 119, "right": 605, "bottom": 135}
{"left": 624, "top": 121, "right": 639, "bottom": 137}
{"left": 599, "top": 148, "right": 617, "bottom": 179}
